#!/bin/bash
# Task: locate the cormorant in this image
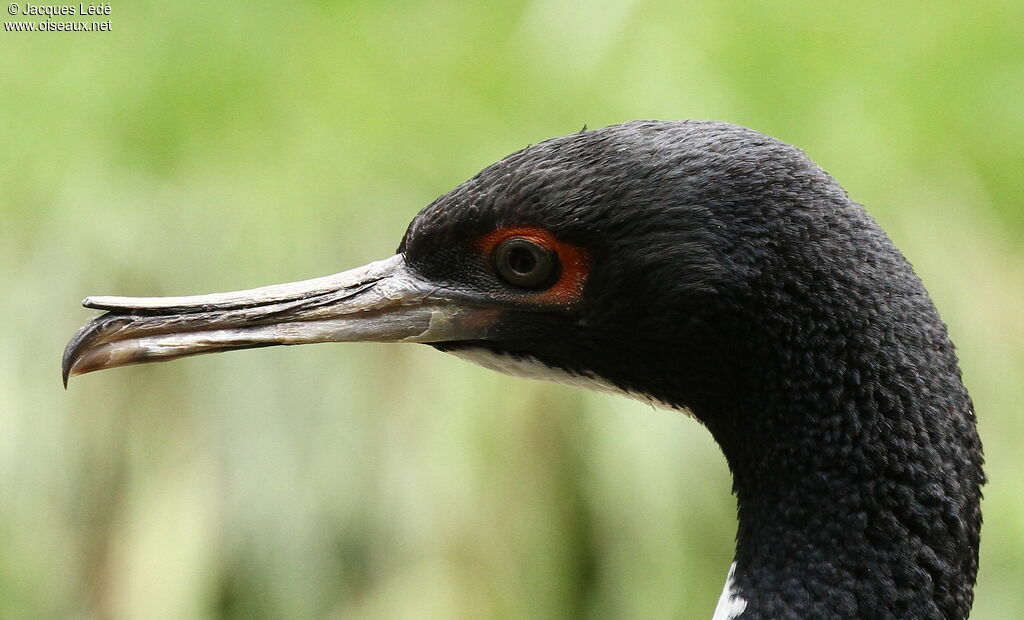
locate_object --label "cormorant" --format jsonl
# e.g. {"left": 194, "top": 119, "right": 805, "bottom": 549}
{"left": 63, "top": 121, "right": 984, "bottom": 619}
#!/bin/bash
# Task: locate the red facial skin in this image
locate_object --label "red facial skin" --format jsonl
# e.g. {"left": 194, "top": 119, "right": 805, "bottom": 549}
{"left": 472, "top": 226, "right": 590, "bottom": 309}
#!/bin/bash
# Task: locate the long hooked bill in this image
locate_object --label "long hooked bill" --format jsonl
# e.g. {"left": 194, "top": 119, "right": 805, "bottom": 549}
{"left": 62, "top": 255, "right": 500, "bottom": 386}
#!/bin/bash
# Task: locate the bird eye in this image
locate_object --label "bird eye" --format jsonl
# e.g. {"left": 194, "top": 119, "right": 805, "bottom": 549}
{"left": 492, "top": 237, "right": 560, "bottom": 289}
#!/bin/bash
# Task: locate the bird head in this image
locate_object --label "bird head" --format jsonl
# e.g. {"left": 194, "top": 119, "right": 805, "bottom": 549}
{"left": 63, "top": 121, "right": 870, "bottom": 425}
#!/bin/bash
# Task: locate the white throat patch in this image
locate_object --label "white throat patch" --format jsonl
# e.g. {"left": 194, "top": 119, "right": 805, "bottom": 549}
{"left": 712, "top": 562, "right": 747, "bottom": 619}
{"left": 446, "top": 347, "right": 689, "bottom": 414}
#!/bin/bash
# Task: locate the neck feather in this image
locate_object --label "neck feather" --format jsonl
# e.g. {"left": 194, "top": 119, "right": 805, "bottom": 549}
{"left": 701, "top": 309, "right": 983, "bottom": 619}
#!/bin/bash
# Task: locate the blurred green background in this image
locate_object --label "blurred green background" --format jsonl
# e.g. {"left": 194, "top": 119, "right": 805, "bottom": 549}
{"left": 2, "top": 1, "right": 1022, "bottom": 618}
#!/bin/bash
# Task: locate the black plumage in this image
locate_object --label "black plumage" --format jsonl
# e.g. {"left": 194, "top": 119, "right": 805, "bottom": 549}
{"left": 64, "top": 121, "right": 984, "bottom": 619}
{"left": 403, "top": 121, "right": 983, "bottom": 618}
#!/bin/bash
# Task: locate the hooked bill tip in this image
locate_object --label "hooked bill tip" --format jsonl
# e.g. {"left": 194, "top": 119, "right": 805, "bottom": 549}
{"left": 61, "top": 336, "right": 81, "bottom": 388}
{"left": 62, "top": 313, "right": 119, "bottom": 388}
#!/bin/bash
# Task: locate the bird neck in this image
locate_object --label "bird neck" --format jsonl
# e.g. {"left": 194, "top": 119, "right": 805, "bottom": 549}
{"left": 697, "top": 321, "right": 983, "bottom": 620}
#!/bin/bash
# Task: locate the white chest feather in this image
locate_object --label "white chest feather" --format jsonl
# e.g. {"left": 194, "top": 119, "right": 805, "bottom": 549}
{"left": 712, "top": 563, "right": 747, "bottom": 619}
